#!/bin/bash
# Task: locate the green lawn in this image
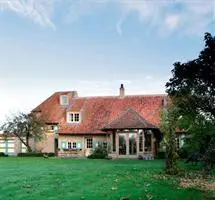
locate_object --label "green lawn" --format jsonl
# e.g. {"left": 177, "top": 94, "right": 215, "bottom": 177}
{"left": 0, "top": 158, "right": 213, "bottom": 200}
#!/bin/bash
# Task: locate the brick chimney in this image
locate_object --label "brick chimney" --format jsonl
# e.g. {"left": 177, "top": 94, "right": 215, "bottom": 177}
{"left": 119, "top": 84, "right": 125, "bottom": 97}
{"left": 72, "top": 91, "right": 78, "bottom": 98}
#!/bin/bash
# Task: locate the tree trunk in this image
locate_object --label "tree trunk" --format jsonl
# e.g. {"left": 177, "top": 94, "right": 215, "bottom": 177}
{"left": 26, "top": 133, "right": 32, "bottom": 152}
{"left": 165, "top": 128, "right": 179, "bottom": 175}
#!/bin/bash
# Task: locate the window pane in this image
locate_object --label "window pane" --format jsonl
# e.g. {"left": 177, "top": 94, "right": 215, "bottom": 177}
{"left": 87, "top": 138, "right": 93, "bottom": 148}
{"left": 70, "top": 114, "right": 74, "bottom": 122}
{"left": 112, "top": 132, "right": 116, "bottom": 152}
{"left": 145, "top": 131, "right": 152, "bottom": 152}
{"left": 74, "top": 113, "right": 79, "bottom": 122}
{"left": 68, "top": 142, "right": 72, "bottom": 149}
{"left": 129, "top": 133, "right": 137, "bottom": 155}
{"left": 119, "top": 133, "right": 126, "bottom": 155}
{"left": 73, "top": 142, "right": 76, "bottom": 149}
{"left": 139, "top": 131, "right": 143, "bottom": 152}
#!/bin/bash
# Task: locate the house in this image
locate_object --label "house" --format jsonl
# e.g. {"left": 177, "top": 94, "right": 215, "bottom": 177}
{"left": 32, "top": 84, "right": 167, "bottom": 159}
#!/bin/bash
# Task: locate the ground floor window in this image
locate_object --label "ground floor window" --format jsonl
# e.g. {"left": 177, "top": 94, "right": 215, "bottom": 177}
{"left": 87, "top": 138, "right": 93, "bottom": 148}
{"left": 145, "top": 130, "right": 152, "bottom": 152}
{"left": 139, "top": 130, "right": 143, "bottom": 152}
{"left": 119, "top": 133, "right": 126, "bottom": 155}
{"left": 112, "top": 132, "right": 116, "bottom": 152}
{"left": 68, "top": 142, "right": 72, "bottom": 149}
{"left": 129, "top": 133, "right": 137, "bottom": 155}
{"left": 72, "top": 142, "right": 77, "bottom": 149}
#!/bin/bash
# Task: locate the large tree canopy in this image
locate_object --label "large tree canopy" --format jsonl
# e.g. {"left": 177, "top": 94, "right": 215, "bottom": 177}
{"left": 1, "top": 112, "right": 45, "bottom": 152}
{"left": 166, "top": 32, "right": 215, "bottom": 119}
{"left": 165, "top": 33, "right": 215, "bottom": 172}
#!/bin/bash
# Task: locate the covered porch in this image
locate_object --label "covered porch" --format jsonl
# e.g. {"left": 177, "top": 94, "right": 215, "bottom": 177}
{"left": 102, "top": 108, "right": 163, "bottom": 159}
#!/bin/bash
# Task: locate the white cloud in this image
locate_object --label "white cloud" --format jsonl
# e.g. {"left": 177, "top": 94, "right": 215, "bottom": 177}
{"left": 0, "top": 0, "right": 214, "bottom": 34}
{"left": 0, "top": 0, "right": 56, "bottom": 29}
{"left": 118, "top": 0, "right": 214, "bottom": 35}
{"left": 165, "top": 14, "right": 180, "bottom": 30}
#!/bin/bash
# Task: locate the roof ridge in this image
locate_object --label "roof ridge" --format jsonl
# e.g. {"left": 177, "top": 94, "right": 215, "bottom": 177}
{"left": 66, "top": 94, "right": 167, "bottom": 100}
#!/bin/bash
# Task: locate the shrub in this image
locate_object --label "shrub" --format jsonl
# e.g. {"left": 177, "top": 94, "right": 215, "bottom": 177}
{"left": 178, "top": 147, "right": 189, "bottom": 159}
{"left": 17, "top": 152, "right": 56, "bottom": 157}
{"left": 88, "top": 144, "right": 108, "bottom": 159}
{"left": 156, "top": 151, "right": 166, "bottom": 159}
{"left": 0, "top": 152, "right": 8, "bottom": 157}
{"left": 202, "top": 138, "right": 215, "bottom": 175}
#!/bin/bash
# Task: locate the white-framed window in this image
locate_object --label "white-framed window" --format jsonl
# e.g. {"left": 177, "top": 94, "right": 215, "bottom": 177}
{"left": 48, "top": 125, "right": 58, "bottom": 131}
{"left": 60, "top": 95, "right": 69, "bottom": 106}
{"left": 87, "top": 138, "right": 93, "bottom": 148}
{"left": 68, "top": 142, "right": 72, "bottom": 149}
{"left": 72, "top": 142, "right": 77, "bottom": 149}
{"left": 67, "top": 112, "right": 81, "bottom": 123}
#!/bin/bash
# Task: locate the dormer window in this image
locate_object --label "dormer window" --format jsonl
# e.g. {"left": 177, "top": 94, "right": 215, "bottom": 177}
{"left": 67, "top": 112, "right": 81, "bottom": 123}
{"left": 60, "top": 95, "right": 69, "bottom": 106}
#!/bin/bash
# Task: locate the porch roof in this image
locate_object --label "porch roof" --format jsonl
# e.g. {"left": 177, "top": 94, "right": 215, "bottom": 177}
{"left": 102, "top": 108, "right": 157, "bottom": 131}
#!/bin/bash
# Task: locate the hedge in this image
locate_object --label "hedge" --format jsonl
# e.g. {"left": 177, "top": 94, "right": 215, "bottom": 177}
{"left": 17, "top": 152, "right": 55, "bottom": 157}
{"left": 0, "top": 152, "right": 8, "bottom": 157}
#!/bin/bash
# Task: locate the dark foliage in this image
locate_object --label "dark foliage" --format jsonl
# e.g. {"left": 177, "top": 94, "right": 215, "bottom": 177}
{"left": 185, "top": 152, "right": 203, "bottom": 164}
{"left": 17, "top": 152, "right": 55, "bottom": 157}
{"left": 201, "top": 138, "right": 215, "bottom": 174}
{"left": 166, "top": 32, "right": 215, "bottom": 174}
{"left": 166, "top": 33, "right": 215, "bottom": 119}
{"left": 156, "top": 151, "right": 166, "bottom": 159}
{"left": 160, "top": 107, "right": 180, "bottom": 175}
{"left": 87, "top": 144, "right": 108, "bottom": 159}
{"left": 0, "top": 152, "right": 8, "bottom": 157}
{"left": 178, "top": 147, "right": 189, "bottom": 159}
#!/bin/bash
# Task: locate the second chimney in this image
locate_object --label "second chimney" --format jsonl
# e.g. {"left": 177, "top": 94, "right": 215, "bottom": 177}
{"left": 119, "top": 84, "right": 125, "bottom": 98}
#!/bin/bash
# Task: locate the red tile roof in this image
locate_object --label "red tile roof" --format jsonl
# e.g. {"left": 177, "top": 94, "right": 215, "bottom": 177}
{"left": 102, "top": 108, "right": 156, "bottom": 130}
{"left": 33, "top": 92, "right": 167, "bottom": 134}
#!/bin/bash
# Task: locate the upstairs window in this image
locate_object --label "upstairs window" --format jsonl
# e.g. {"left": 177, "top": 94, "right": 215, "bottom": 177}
{"left": 60, "top": 95, "right": 69, "bottom": 106}
{"left": 67, "top": 112, "right": 81, "bottom": 123}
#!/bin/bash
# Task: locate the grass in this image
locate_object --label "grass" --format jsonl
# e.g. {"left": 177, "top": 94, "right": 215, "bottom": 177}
{"left": 0, "top": 157, "right": 214, "bottom": 200}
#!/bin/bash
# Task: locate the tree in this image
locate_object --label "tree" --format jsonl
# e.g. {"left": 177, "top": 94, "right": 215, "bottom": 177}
{"left": 166, "top": 32, "right": 215, "bottom": 119}
{"left": 1, "top": 112, "right": 45, "bottom": 152}
{"left": 165, "top": 32, "right": 215, "bottom": 172}
{"left": 160, "top": 107, "right": 180, "bottom": 175}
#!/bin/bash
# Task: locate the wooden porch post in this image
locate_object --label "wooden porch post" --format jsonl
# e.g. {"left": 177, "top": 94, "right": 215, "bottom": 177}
{"left": 110, "top": 132, "right": 113, "bottom": 153}
{"left": 142, "top": 130, "right": 145, "bottom": 153}
{"left": 151, "top": 131, "right": 153, "bottom": 153}
{"left": 126, "top": 132, "right": 129, "bottom": 156}
{"left": 116, "top": 131, "right": 119, "bottom": 157}
{"left": 136, "top": 130, "right": 139, "bottom": 155}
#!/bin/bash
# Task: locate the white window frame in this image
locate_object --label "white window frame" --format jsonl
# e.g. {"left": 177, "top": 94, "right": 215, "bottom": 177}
{"left": 67, "top": 112, "right": 81, "bottom": 123}
{"left": 68, "top": 142, "right": 72, "bottom": 149}
{"left": 72, "top": 142, "right": 77, "bottom": 149}
{"left": 60, "top": 95, "right": 69, "bottom": 106}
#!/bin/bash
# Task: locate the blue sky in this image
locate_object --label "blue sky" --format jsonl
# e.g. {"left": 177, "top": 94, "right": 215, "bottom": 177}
{"left": 0, "top": 0, "right": 214, "bottom": 121}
